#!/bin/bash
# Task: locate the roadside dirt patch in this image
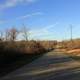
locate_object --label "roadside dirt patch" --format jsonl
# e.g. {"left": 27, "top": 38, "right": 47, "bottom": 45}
{"left": 67, "top": 49, "right": 80, "bottom": 56}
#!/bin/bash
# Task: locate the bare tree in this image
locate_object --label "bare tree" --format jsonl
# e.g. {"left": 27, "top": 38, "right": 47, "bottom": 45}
{"left": 5, "top": 29, "right": 10, "bottom": 41}
{"left": 0, "top": 31, "right": 3, "bottom": 41}
{"left": 22, "top": 24, "right": 29, "bottom": 41}
{"left": 9, "top": 27, "right": 18, "bottom": 41}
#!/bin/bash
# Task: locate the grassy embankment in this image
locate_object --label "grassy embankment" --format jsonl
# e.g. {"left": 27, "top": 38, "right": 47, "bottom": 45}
{"left": 0, "top": 41, "right": 47, "bottom": 77}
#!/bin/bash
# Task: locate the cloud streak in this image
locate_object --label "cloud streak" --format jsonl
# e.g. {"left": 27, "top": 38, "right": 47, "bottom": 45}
{"left": 29, "top": 23, "right": 58, "bottom": 40}
{"left": 0, "top": 12, "right": 43, "bottom": 24}
{"left": 17, "top": 12, "right": 43, "bottom": 19}
{"left": 0, "top": 0, "right": 38, "bottom": 10}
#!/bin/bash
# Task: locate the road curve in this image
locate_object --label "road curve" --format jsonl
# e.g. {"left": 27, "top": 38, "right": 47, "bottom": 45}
{"left": 1, "top": 50, "right": 80, "bottom": 80}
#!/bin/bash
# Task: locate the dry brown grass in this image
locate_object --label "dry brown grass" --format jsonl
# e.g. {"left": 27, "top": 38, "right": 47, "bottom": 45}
{"left": 66, "top": 49, "right": 80, "bottom": 56}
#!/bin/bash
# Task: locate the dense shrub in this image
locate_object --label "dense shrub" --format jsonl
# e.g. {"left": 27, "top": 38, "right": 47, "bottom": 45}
{"left": 0, "top": 40, "right": 46, "bottom": 54}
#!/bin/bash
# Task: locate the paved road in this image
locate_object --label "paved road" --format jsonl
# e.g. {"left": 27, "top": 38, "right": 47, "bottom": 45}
{"left": 1, "top": 50, "right": 80, "bottom": 80}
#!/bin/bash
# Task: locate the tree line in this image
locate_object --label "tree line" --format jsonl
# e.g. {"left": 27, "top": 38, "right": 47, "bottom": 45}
{"left": 0, "top": 25, "right": 29, "bottom": 42}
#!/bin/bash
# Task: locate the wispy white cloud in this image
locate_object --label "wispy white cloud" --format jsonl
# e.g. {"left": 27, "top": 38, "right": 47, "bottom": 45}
{"left": 29, "top": 23, "right": 58, "bottom": 40}
{"left": 0, "top": 12, "right": 43, "bottom": 25}
{"left": 30, "top": 23, "right": 58, "bottom": 35}
{"left": 0, "top": 0, "right": 38, "bottom": 10}
{"left": 17, "top": 12, "right": 43, "bottom": 19}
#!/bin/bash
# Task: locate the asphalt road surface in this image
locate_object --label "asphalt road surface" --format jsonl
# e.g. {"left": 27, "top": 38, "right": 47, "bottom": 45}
{"left": 1, "top": 49, "right": 80, "bottom": 80}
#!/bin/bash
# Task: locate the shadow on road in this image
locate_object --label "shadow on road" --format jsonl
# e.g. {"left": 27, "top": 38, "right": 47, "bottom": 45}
{"left": 1, "top": 50, "right": 80, "bottom": 80}
{"left": 0, "top": 51, "right": 46, "bottom": 78}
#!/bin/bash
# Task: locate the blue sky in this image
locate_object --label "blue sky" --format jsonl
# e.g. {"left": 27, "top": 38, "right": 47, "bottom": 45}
{"left": 0, "top": 0, "right": 80, "bottom": 41}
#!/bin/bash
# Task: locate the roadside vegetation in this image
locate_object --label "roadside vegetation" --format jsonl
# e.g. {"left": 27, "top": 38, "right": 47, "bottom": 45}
{"left": 57, "top": 39, "right": 80, "bottom": 60}
{"left": 0, "top": 26, "right": 57, "bottom": 77}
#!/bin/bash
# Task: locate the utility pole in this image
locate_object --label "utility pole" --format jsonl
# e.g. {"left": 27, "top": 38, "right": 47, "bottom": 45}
{"left": 70, "top": 25, "right": 73, "bottom": 41}
{"left": 70, "top": 25, "right": 73, "bottom": 49}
